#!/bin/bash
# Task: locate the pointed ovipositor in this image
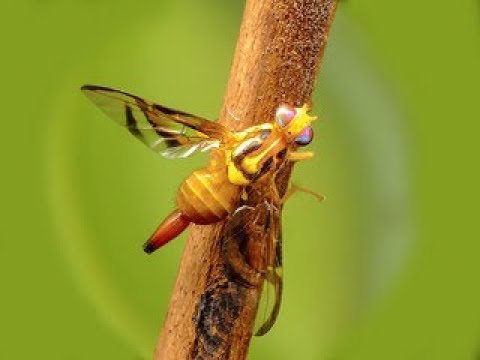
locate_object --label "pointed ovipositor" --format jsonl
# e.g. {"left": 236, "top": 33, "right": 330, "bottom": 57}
{"left": 143, "top": 209, "right": 191, "bottom": 254}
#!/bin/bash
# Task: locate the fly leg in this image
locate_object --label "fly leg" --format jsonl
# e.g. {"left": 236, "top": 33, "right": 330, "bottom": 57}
{"left": 288, "top": 151, "right": 314, "bottom": 162}
{"left": 284, "top": 183, "right": 325, "bottom": 203}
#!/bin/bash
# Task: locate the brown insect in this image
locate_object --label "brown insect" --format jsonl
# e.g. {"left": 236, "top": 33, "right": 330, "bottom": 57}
{"left": 81, "top": 84, "right": 319, "bottom": 334}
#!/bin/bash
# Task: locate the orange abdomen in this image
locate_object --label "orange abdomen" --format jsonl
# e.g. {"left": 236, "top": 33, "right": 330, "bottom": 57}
{"left": 176, "top": 167, "right": 240, "bottom": 225}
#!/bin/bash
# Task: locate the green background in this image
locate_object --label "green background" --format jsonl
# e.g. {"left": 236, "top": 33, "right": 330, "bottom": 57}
{"left": 2, "top": 1, "right": 479, "bottom": 359}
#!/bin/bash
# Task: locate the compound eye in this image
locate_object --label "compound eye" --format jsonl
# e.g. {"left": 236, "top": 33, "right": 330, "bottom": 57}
{"left": 275, "top": 104, "right": 296, "bottom": 127}
{"left": 294, "top": 126, "right": 313, "bottom": 146}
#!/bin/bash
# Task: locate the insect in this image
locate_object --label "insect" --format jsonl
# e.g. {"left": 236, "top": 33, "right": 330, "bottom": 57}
{"left": 81, "top": 84, "right": 318, "bottom": 334}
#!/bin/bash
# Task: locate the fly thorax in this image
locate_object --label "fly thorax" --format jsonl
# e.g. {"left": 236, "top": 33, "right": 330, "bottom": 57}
{"left": 227, "top": 128, "right": 283, "bottom": 186}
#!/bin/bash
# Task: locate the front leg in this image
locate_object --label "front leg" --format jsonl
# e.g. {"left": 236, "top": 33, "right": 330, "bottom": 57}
{"left": 288, "top": 151, "right": 314, "bottom": 162}
{"left": 284, "top": 183, "right": 325, "bottom": 203}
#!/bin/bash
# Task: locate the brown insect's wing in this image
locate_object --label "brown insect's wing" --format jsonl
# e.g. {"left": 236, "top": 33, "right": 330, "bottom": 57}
{"left": 222, "top": 201, "right": 284, "bottom": 336}
{"left": 81, "top": 85, "right": 229, "bottom": 158}
{"left": 254, "top": 213, "right": 283, "bottom": 336}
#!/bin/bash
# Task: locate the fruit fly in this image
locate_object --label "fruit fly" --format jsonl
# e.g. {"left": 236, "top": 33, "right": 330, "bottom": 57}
{"left": 81, "top": 84, "right": 318, "bottom": 334}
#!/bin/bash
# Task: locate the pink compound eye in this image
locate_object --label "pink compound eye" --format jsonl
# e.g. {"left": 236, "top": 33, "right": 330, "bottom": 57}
{"left": 275, "top": 104, "right": 296, "bottom": 127}
{"left": 295, "top": 126, "right": 314, "bottom": 146}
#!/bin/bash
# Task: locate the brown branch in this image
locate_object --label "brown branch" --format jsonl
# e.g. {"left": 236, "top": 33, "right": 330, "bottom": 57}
{"left": 154, "top": 1, "right": 338, "bottom": 359}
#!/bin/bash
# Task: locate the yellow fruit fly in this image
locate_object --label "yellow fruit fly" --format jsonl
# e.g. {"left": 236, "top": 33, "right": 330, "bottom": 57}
{"left": 81, "top": 84, "right": 318, "bottom": 335}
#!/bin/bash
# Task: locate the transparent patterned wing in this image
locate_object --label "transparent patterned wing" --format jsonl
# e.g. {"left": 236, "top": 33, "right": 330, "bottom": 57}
{"left": 160, "top": 140, "right": 220, "bottom": 159}
{"left": 222, "top": 200, "right": 284, "bottom": 336}
{"left": 81, "top": 85, "right": 228, "bottom": 158}
{"left": 255, "top": 214, "right": 283, "bottom": 336}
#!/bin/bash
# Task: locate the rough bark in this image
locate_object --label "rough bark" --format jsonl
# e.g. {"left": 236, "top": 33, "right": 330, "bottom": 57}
{"left": 154, "top": 1, "right": 338, "bottom": 359}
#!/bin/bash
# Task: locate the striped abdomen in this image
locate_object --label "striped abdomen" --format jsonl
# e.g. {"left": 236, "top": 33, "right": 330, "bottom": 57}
{"left": 176, "top": 168, "right": 240, "bottom": 225}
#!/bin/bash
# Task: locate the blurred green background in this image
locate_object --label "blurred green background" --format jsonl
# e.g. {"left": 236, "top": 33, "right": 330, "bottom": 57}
{"left": 2, "top": 0, "right": 479, "bottom": 359}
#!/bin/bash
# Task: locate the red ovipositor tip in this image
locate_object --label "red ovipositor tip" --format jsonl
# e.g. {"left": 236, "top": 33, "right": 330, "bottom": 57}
{"left": 143, "top": 209, "right": 191, "bottom": 254}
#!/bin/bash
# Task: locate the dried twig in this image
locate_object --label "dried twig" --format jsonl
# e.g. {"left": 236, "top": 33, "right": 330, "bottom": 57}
{"left": 154, "top": 1, "right": 338, "bottom": 358}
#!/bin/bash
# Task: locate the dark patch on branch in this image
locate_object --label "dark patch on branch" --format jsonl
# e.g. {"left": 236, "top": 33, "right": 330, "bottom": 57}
{"left": 192, "top": 280, "right": 245, "bottom": 359}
